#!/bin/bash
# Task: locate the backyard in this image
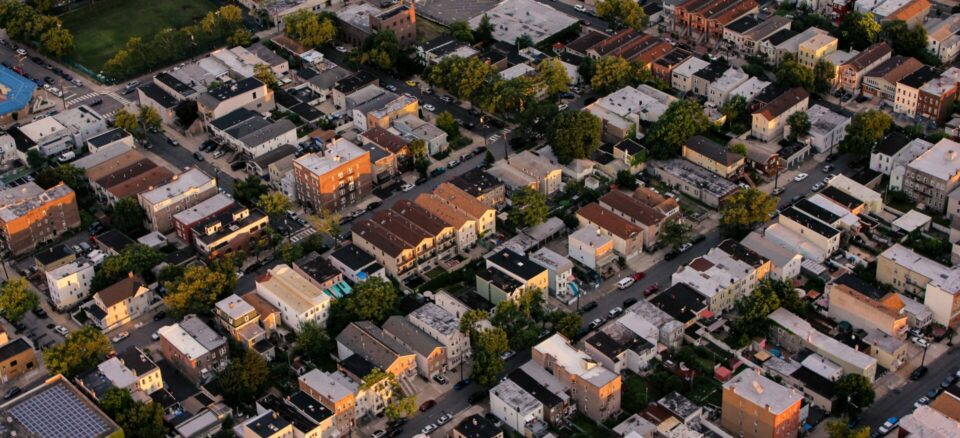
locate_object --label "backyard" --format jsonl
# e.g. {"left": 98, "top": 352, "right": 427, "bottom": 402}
{"left": 61, "top": 0, "right": 219, "bottom": 73}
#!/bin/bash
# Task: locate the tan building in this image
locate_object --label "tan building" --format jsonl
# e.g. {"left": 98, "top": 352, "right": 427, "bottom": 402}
{"left": 598, "top": 190, "right": 667, "bottom": 250}
{"left": 215, "top": 294, "right": 275, "bottom": 360}
{"left": 336, "top": 321, "right": 417, "bottom": 382}
{"left": 138, "top": 168, "right": 217, "bottom": 233}
{"left": 299, "top": 369, "right": 359, "bottom": 434}
{"left": 797, "top": 33, "right": 838, "bottom": 69}
{"left": 576, "top": 203, "right": 643, "bottom": 257}
{"left": 432, "top": 182, "right": 496, "bottom": 237}
{"left": 877, "top": 244, "right": 951, "bottom": 297}
{"left": 192, "top": 206, "right": 268, "bottom": 259}
{"left": 0, "top": 337, "right": 36, "bottom": 384}
{"left": 682, "top": 135, "right": 745, "bottom": 178}
{"left": 531, "top": 334, "right": 621, "bottom": 422}
{"left": 293, "top": 139, "right": 373, "bottom": 213}
{"left": 450, "top": 168, "right": 507, "bottom": 209}
{"left": 414, "top": 193, "right": 478, "bottom": 254}
{"left": 488, "top": 150, "right": 562, "bottom": 196}
{"left": 197, "top": 77, "right": 274, "bottom": 123}
{"left": 382, "top": 316, "right": 446, "bottom": 378}
{"left": 827, "top": 274, "right": 908, "bottom": 337}
{"left": 85, "top": 276, "right": 156, "bottom": 331}
{"left": 863, "top": 329, "right": 908, "bottom": 371}
{"left": 924, "top": 269, "right": 960, "bottom": 328}
{"left": 158, "top": 315, "right": 229, "bottom": 384}
{"left": 838, "top": 42, "right": 892, "bottom": 93}
{"left": 751, "top": 87, "right": 810, "bottom": 142}
{"left": 721, "top": 369, "right": 802, "bottom": 438}
{"left": 351, "top": 200, "right": 457, "bottom": 279}
{"left": 0, "top": 183, "right": 80, "bottom": 256}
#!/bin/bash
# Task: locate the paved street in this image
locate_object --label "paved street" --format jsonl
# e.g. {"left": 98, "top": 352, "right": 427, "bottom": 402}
{"left": 144, "top": 131, "right": 237, "bottom": 194}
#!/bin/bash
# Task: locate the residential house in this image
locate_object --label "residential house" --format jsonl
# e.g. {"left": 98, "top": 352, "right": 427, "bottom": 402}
{"left": 585, "top": 85, "right": 676, "bottom": 142}
{"left": 923, "top": 268, "right": 960, "bottom": 327}
{"left": 768, "top": 308, "right": 878, "bottom": 381}
{"left": 197, "top": 77, "right": 274, "bottom": 123}
{"left": 828, "top": 273, "right": 909, "bottom": 337}
{"left": 215, "top": 294, "right": 275, "bottom": 361}
{"left": 84, "top": 275, "right": 156, "bottom": 331}
{"left": 298, "top": 369, "right": 358, "bottom": 435}
{"left": 391, "top": 115, "right": 448, "bottom": 156}
{"left": 672, "top": 239, "right": 770, "bottom": 312}
{"left": 838, "top": 42, "right": 892, "bottom": 92}
{"left": 34, "top": 244, "right": 74, "bottom": 273}
{"left": 720, "top": 369, "right": 803, "bottom": 438}
{"left": 45, "top": 259, "right": 94, "bottom": 311}
{"left": 528, "top": 247, "right": 575, "bottom": 300}
{"left": 568, "top": 226, "right": 617, "bottom": 273}
{"left": 926, "top": 14, "right": 960, "bottom": 63}
{"left": 0, "top": 337, "right": 36, "bottom": 384}
{"left": 407, "top": 302, "right": 471, "bottom": 370}
{"left": 490, "top": 378, "right": 544, "bottom": 432}
{"left": 798, "top": 33, "right": 839, "bottom": 69}
{"left": 208, "top": 108, "right": 297, "bottom": 158}
{"left": 293, "top": 138, "right": 373, "bottom": 213}
{"left": 450, "top": 168, "right": 507, "bottom": 209}
{"left": 331, "top": 71, "right": 379, "bottom": 110}
{"left": 360, "top": 127, "right": 411, "bottom": 172}
{"left": 327, "top": 243, "right": 386, "bottom": 283}
{"left": 672, "top": 0, "right": 759, "bottom": 42}
{"left": 531, "top": 334, "right": 621, "bottom": 421}
{"left": 599, "top": 190, "right": 668, "bottom": 250}
{"left": 138, "top": 168, "right": 217, "bottom": 233}
{"left": 671, "top": 56, "right": 710, "bottom": 93}
{"left": 255, "top": 264, "right": 332, "bottom": 331}
{"left": 682, "top": 135, "right": 744, "bottom": 178}
{"left": 724, "top": 15, "right": 792, "bottom": 55}
{"left": 172, "top": 193, "right": 236, "bottom": 244}
{"left": 453, "top": 414, "right": 504, "bottom": 438}
{"left": 382, "top": 316, "right": 446, "bottom": 378}
{"left": 337, "top": 4, "right": 416, "bottom": 46}
{"left": 11, "top": 105, "right": 108, "bottom": 157}
{"left": 751, "top": 87, "right": 810, "bottom": 142}
{"left": 429, "top": 182, "right": 496, "bottom": 236}
{"left": 916, "top": 67, "right": 960, "bottom": 125}
{"left": 488, "top": 150, "right": 563, "bottom": 196}
{"left": 862, "top": 55, "right": 923, "bottom": 100}
{"left": 577, "top": 203, "right": 644, "bottom": 257}
{"left": 647, "top": 159, "right": 739, "bottom": 208}
{"left": 708, "top": 67, "right": 749, "bottom": 105}
{"left": 158, "top": 315, "right": 229, "bottom": 384}
{"left": 192, "top": 205, "right": 269, "bottom": 259}
{"left": 476, "top": 248, "right": 550, "bottom": 304}
{"left": 802, "top": 104, "right": 851, "bottom": 153}
{"left": 651, "top": 48, "right": 692, "bottom": 83}
{"left": 877, "top": 243, "right": 951, "bottom": 298}
{"left": 774, "top": 205, "right": 842, "bottom": 260}
{"left": 582, "top": 321, "right": 656, "bottom": 375}
{"left": 0, "top": 183, "right": 80, "bottom": 256}
{"left": 863, "top": 329, "right": 908, "bottom": 370}
{"left": 85, "top": 128, "right": 134, "bottom": 153}
{"left": 741, "top": 231, "right": 803, "bottom": 280}
{"left": 336, "top": 321, "right": 417, "bottom": 383}
{"left": 894, "top": 65, "right": 939, "bottom": 118}
{"left": 903, "top": 138, "right": 960, "bottom": 211}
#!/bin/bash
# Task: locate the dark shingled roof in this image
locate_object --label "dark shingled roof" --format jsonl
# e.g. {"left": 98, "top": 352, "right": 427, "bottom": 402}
{"left": 834, "top": 272, "right": 886, "bottom": 301}
{"left": 685, "top": 135, "right": 743, "bottom": 166}
{"left": 649, "top": 283, "right": 708, "bottom": 323}
{"left": 486, "top": 248, "right": 547, "bottom": 281}
{"left": 329, "top": 243, "right": 376, "bottom": 271}
{"left": 899, "top": 65, "right": 938, "bottom": 88}
{"left": 820, "top": 186, "right": 864, "bottom": 210}
{"left": 874, "top": 131, "right": 912, "bottom": 156}
{"left": 782, "top": 207, "right": 840, "bottom": 238}
{"left": 139, "top": 83, "right": 178, "bottom": 109}
{"left": 726, "top": 15, "right": 761, "bottom": 34}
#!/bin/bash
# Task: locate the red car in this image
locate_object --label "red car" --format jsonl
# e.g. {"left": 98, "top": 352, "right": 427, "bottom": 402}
{"left": 631, "top": 272, "right": 646, "bottom": 281}
{"left": 644, "top": 283, "right": 659, "bottom": 297}
{"left": 419, "top": 400, "right": 436, "bottom": 412}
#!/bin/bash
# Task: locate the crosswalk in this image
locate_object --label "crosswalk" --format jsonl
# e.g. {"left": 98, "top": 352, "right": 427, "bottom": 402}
{"left": 108, "top": 91, "right": 132, "bottom": 106}
{"left": 64, "top": 92, "right": 99, "bottom": 107}
{"left": 487, "top": 134, "right": 500, "bottom": 143}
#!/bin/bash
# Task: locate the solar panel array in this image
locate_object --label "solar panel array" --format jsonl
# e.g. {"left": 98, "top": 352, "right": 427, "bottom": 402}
{"left": 7, "top": 382, "right": 113, "bottom": 438}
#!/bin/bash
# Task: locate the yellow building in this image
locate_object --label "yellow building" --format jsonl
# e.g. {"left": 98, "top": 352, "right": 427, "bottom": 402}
{"left": 797, "top": 33, "right": 838, "bottom": 69}
{"left": 682, "top": 135, "right": 745, "bottom": 178}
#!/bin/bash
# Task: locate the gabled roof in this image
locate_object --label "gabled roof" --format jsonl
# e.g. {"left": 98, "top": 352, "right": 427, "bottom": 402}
{"left": 841, "top": 42, "right": 892, "bottom": 72}
{"left": 95, "top": 276, "right": 146, "bottom": 309}
{"left": 755, "top": 87, "right": 809, "bottom": 120}
{"left": 685, "top": 135, "right": 743, "bottom": 166}
{"left": 600, "top": 190, "right": 665, "bottom": 227}
{"left": 577, "top": 203, "right": 642, "bottom": 239}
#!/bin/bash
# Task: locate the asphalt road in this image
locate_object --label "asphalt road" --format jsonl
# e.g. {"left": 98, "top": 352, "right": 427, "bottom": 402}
{"left": 861, "top": 347, "right": 959, "bottom": 432}
{"left": 146, "top": 131, "right": 237, "bottom": 194}
{"left": 535, "top": 0, "right": 610, "bottom": 31}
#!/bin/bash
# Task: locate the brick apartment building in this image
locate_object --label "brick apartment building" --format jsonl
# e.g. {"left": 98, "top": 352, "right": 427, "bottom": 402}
{"left": 0, "top": 183, "right": 80, "bottom": 256}
{"left": 293, "top": 138, "right": 373, "bottom": 213}
{"left": 673, "top": 0, "right": 760, "bottom": 42}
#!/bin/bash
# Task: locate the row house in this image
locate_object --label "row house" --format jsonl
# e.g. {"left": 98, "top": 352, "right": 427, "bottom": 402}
{"left": 757, "top": 27, "right": 828, "bottom": 65}
{"left": 336, "top": 321, "right": 417, "bottom": 384}
{"left": 862, "top": 55, "right": 924, "bottom": 101}
{"left": 877, "top": 243, "right": 951, "bottom": 299}
{"left": 672, "top": 239, "right": 770, "bottom": 313}
{"left": 83, "top": 275, "right": 156, "bottom": 332}
{"left": 45, "top": 258, "right": 94, "bottom": 311}
{"left": 576, "top": 203, "right": 644, "bottom": 257}
{"left": 650, "top": 48, "right": 692, "bottom": 83}
{"left": 827, "top": 273, "right": 909, "bottom": 337}
{"left": 925, "top": 14, "right": 960, "bottom": 64}
{"left": 426, "top": 182, "right": 497, "bottom": 236}
{"left": 903, "top": 138, "right": 960, "bottom": 211}
{"left": 158, "top": 315, "right": 229, "bottom": 385}
{"left": 916, "top": 67, "right": 960, "bottom": 126}
{"left": 215, "top": 294, "right": 277, "bottom": 360}
{"left": 449, "top": 168, "right": 506, "bottom": 209}
{"left": 137, "top": 168, "right": 217, "bottom": 233}
{"left": 671, "top": 56, "right": 710, "bottom": 93}
{"left": 172, "top": 193, "right": 235, "bottom": 244}
{"left": 893, "top": 65, "right": 940, "bottom": 118}
{"left": 531, "top": 334, "right": 621, "bottom": 422}
{"left": 837, "top": 42, "right": 892, "bottom": 93}
{"left": 196, "top": 77, "right": 274, "bottom": 124}
{"left": 208, "top": 108, "right": 297, "bottom": 158}
{"left": 191, "top": 205, "right": 269, "bottom": 259}
{"left": 722, "top": 15, "right": 792, "bottom": 55}
{"left": 870, "top": 133, "right": 935, "bottom": 190}
{"left": 488, "top": 150, "right": 563, "bottom": 196}
{"left": 407, "top": 301, "right": 471, "bottom": 370}
{"left": 351, "top": 201, "right": 457, "bottom": 279}
{"left": 360, "top": 127, "right": 412, "bottom": 172}
{"left": 298, "top": 370, "right": 359, "bottom": 435}
{"left": 682, "top": 135, "right": 745, "bottom": 178}
{"left": 598, "top": 190, "right": 668, "bottom": 251}
{"left": 672, "top": 0, "right": 759, "bottom": 42}
{"left": 476, "top": 248, "right": 550, "bottom": 305}
{"left": 382, "top": 316, "right": 446, "bottom": 379}
{"left": 255, "top": 264, "right": 332, "bottom": 331}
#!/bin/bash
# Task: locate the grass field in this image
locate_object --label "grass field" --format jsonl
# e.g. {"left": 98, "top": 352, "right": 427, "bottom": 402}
{"left": 61, "top": 0, "right": 219, "bottom": 71}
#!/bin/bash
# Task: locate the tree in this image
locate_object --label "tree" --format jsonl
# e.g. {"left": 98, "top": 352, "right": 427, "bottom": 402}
{"left": 91, "top": 244, "right": 163, "bottom": 291}
{"left": 728, "top": 143, "right": 747, "bottom": 157}
{"left": 646, "top": 99, "right": 711, "bottom": 159}
{"left": 590, "top": 56, "right": 633, "bottom": 93}
{"left": 111, "top": 197, "right": 146, "bottom": 234}
{"left": 359, "top": 30, "right": 404, "bottom": 71}
{"left": 515, "top": 34, "right": 534, "bottom": 49}
{"left": 615, "top": 170, "right": 638, "bottom": 190}
{"left": 219, "top": 348, "right": 270, "bottom": 407}
{"left": 26, "top": 149, "right": 45, "bottom": 169}
{"left": 233, "top": 175, "right": 269, "bottom": 206}
{"left": 813, "top": 59, "right": 836, "bottom": 94}
{"left": 547, "top": 311, "right": 581, "bottom": 339}
{"left": 227, "top": 28, "right": 253, "bottom": 47}
{"left": 0, "top": 278, "right": 37, "bottom": 322}
{"left": 596, "top": 0, "right": 648, "bottom": 30}
{"left": 99, "top": 388, "right": 167, "bottom": 438}
{"left": 787, "top": 112, "right": 811, "bottom": 142}
{"left": 385, "top": 395, "right": 418, "bottom": 421}
{"left": 473, "top": 327, "right": 509, "bottom": 386}
{"left": 428, "top": 56, "right": 494, "bottom": 101}
{"left": 36, "top": 164, "right": 86, "bottom": 195}
{"left": 720, "top": 188, "right": 778, "bottom": 237}
{"left": 659, "top": 220, "right": 693, "bottom": 249}
{"left": 137, "top": 106, "right": 162, "bottom": 134}
{"left": 328, "top": 277, "right": 399, "bottom": 334}
{"left": 826, "top": 420, "right": 871, "bottom": 438}
{"left": 410, "top": 138, "right": 428, "bottom": 158}
{"left": 882, "top": 20, "right": 930, "bottom": 59}
{"left": 40, "top": 26, "right": 73, "bottom": 58}
{"left": 459, "top": 309, "right": 488, "bottom": 339}
{"left": 285, "top": 10, "right": 337, "bottom": 48}
{"left": 448, "top": 21, "right": 474, "bottom": 42}
{"left": 435, "top": 111, "right": 460, "bottom": 139}
{"left": 257, "top": 192, "right": 292, "bottom": 217}
{"left": 720, "top": 95, "right": 748, "bottom": 133}
{"left": 732, "top": 282, "right": 781, "bottom": 338}
{"left": 43, "top": 326, "right": 112, "bottom": 377}
{"left": 113, "top": 108, "right": 140, "bottom": 138}
{"left": 475, "top": 14, "right": 494, "bottom": 45}
{"left": 307, "top": 209, "right": 341, "bottom": 242}
{"left": 841, "top": 109, "right": 892, "bottom": 159}
{"left": 175, "top": 100, "right": 199, "bottom": 128}
{"left": 536, "top": 58, "right": 569, "bottom": 96}
{"left": 775, "top": 54, "right": 814, "bottom": 90}
{"left": 293, "top": 320, "right": 333, "bottom": 365}
{"left": 508, "top": 187, "right": 548, "bottom": 229}
{"left": 834, "top": 374, "right": 875, "bottom": 417}
{"left": 277, "top": 241, "right": 305, "bottom": 264}
{"left": 253, "top": 63, "right": 277, "bottom": 89}
{"left": 164, "top": 265, "right": 233, "bottom": 316}
{"left": 484, "top": 150, "right": 495, "bottom": 166}
{"left": 549, "top": 111, "right": 601, "bottom": 164}
{"left": 839, "top": 11, "right": 880, "bottom": 50}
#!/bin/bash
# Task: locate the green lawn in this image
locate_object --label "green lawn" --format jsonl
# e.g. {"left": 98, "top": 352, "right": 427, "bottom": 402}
{"left": 61, "top": 0, "right": 218, "bottom": 71}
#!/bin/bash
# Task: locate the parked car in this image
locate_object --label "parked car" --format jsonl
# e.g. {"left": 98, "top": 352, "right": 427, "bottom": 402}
{"left": 420, "top": 424, "right": 437, "bottom": 435}
{"left": 631, "top": 272, "right": 646, "bottom": 281}
{"left": 616, "top": 277, "right": 635, "bottom": 290}
{"left": 436, "top": 413, "right": 452, "bottom": 425}
{"left": 54, "top": 325, "right": 69, "bottom": 336}
{"left": 453, "top": 380, "right": 470, "bottom": 391}
{"left": 623, "top": 297, "right": 638, "bottom": 307}
{"left": 574, "top": 4, "right": 586, "bottom": 11}
{"left": 678, "top": 242, "right": 693, "bottom": 252}
{"left": 371, "top": 430, "right": 386, "bottom": 438}
{"left": 430, "top": 167, "right": 446, "bottom": 177}
{"left": 447, "top": 159, "right": 460, "bottom": 168}
{"left": 911, "top": 367, "right": 928, "bottom": 381}
{"left": 794, "top": 173, "right": 808, "bottom": 182}
{"left": 914, "top": 396, "right": 930, "bottom": 409}
{"left": 589, "top": 318, "right": 603, "bottom": 329}
{"left": 644, "top": 283, "right": 660, "bottom": 296}
{"left": 423, "top": 104, "right": 436, "bottom": 112}
{"left": 664, "top": 249, "right": 679, "bottom": 260}
{"left": 433, "top": 375, "right": 447, "bottom": 385}
{"left": 32, "top": 308, "right": 47, "bottom": 318}
{"left": 500, "top": 350, "right": 515, "bottom": 361}
{"left": 557, "top": 103, "right": 568, "bottom": 111}
{"left": 580, "top": 301, "right": 598, "bottom": 313}
{"left": 385, "top": 84, "right": 397, "bottom": 92}
{"left": 111, "top": 331, "right": 129, "bottom": 343}
{"left": 366, "top": 201, "right": 382, "bottom": 211}
{"left": 335, "top": 46, "right": 348, "bottom": 53}
{"left": 401, "top": 183, "right": 415, "bottom": 192}
{"left": 811, "top": 182, "right": 824, "bottom": 192}
{"left": 878, "top": 417, "right": 899, "bottom": 434}
{"left": 151, "top": 331, "right": 160, "bottom": 341}
{"left": 193, "top": 152, "right": 204, "bottom": 161}
{"left": 912, "top": 336, "right": 929, "bottom": 348}
{"left": 608, "top": 307, "right": 623, "bottom": 318}
{"left": 468, "top": 390, "right": 488, "bottom": 404}
{"left": 3, "top": 387, "right": 21, "bottom": 400}
{"left": 692, "top": 234, "right": 706, "bottom": 244}
{"left": 419, "top": 400, "right": 436, "bottom": 412}
{"left": 154, "top": 311, "right": 167, "bottom": 321}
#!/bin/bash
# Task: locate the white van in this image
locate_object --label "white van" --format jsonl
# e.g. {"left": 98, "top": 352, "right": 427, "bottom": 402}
{"left": 617, "top": 277, "right": 635, "bottom": 290}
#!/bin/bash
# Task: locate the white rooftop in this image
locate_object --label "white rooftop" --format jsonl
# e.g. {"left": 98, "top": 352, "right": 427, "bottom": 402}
{"left": 98, "top": 357, "right": 138, "bottom": 390}
{"left": 872, "top": 0, "right": 913, "bottom": 17}
{"left": 800, "top": 353, "right": 844, "bottom": 380}
{"left": 256, "top": 264, "right": 331, "bottom": 316}
{"left": 491, "top": 378, "right": 542, "bottom": 412}
{"left": 172, "top": 193, "right": 235, "bottom": 225}
{"left": 499, "top": 63, "right": 536, "bottom": 81}
{"left": 768, "top": 308, "right": 877, "bottom": 371}
{"left": 920, "top": 67, "right": 960, "bottom": 96}
{"left": 740, "top": 231, "right": 800, "bottom": 268}
{"left": 529, "top": 247, "right": 574, "bottom": 273}
{"left": 467, "top": 0, "right": 577, "bottom": 44}
{"left": 299, "top": 369, "right": 358, "bottom": 402}
{"left": 712, "top": 67, "right": 749, "bottom": 93}
{"left": 779, "top": 27, "right": 829, "bottom": 52}
{"left": 880, "top": 244, "right": 952, "bottom": 282}
{"left": 891, "top": 210, "right": 932, "bottom": 233}
{"left": 825, "top": 49, "right": 858, "bottom": 67}
{"left": 158, "top": 323, "right": 209, "bottom": 361}
{"left": 45, "top": 259, "right": 94, "bottom": 280}
{"left": 897, "top": 406, "right": 960, "bottom": 438}
{"left": 807, "top": 104, "right": 850, "bottom": 136}
{"left": 730, "top": 76, "right": 771, "bottom": 102}
{"left": 806, "top": 194, "right": 860, "bottom": 228}
{"left": 908, "top": 138, "right": 960, "bottom": 180}
{"left": 139, "top": 168, "right": 214, "bottom": 206}
{"left": 20, "top": 116, "right": 67, "bottom": 143}
{"left": 894, "top": 138, "right": 936, "bottom": 165}
{"left": 591, "top": 85, "right": 676, "bottom": 123}
{"left": 335, "top": 3, "right": 380, "bottom": 34}
{"left": 673, "top": 57, "right": 710, "bottom": 78}
{"left": 294, "top": 138, "right": 368, "bottom": 177}
{"left": 215, "top": 294, "right": 257, "bottom": 321}
{"left": 723, "top": 369, "right": 802, "bottom": 415}
{"left": 73, "top": 142, "right": 134, "bottom": 169}
{"left": 532, "top": 334, "right": 618, "bottom": 387}
{"left": 672, "top": 248, "right": 754, "bottom": 299}
{"left": 409, "top": 302, "right": 459, "bottom": 336}
{"left": 570, "top": 225, "right": 614, "bottom": 249}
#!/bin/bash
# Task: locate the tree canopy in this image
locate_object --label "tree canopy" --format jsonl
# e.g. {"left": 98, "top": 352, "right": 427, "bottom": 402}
{"left": 536, "top": 58, "right": 570, "bottom": 96}
{"left": 659, "top": 220, "right": 693, "bottom": 250}
{"left": 590, "top": 55, "right": 634, "bottom": 94}
{"left": 549, "top": 111, "right": 601, "bottom": 164}
{"left": 720, "top": 188, "right": 778, "bottom": 237}
{"left": 595, "top": 0, "right": 648, "bottom": 31}
{"left": 99, "top": 388, "right": 167, "bottom": 438}
{"left": 164, "top": 264, "right": 235, "bottom": 316}
{"left": 233, "top": 175, "right": 270, "bottom": 207}
{"left": 328, "top": 277, "right": 399, "bottom": 334}
{"left": 111, "top": 198, "right": 147, "bottom": 235}
{"left": 882, "top": 20, "right": 933, "bottom": 62}
{"left": 285, "top": 10, "right": 337, "bottom": 48}
{"left": 775, "top": 54, "right": 814, "bottom": 91}
{"left": 43, "top": 326, "right": 112, "bottom": 377}
{"left": 508, "top": 187, "right": 549, "bottom": 229}
{"left": 472, "top": 327, "right": 509, "bottom": 386}
{"left": 834, "top": 374, "right": 876, "bottom": 417}
{"left": 257, "top": 192, "right": 292, "bottom": 217}
{"left": 840, "top": 110, "right": 892, "bottom": 159}
{"left": 646, "top": 99, "right": 711, "bottom": 159}
{"left": 92, "top": 244, "right": 163, "bottom": 291}
{"left": 218, "top": 347, "right": 270, "bottom": 407}
{"left": 0, "top": 278, "right": 38, "bottom": 322}
{"left": 838, "top": 11, "right": 880, "bottom": 51}
{"left": 787, "top": 112, "right": 811, "bottom": 142}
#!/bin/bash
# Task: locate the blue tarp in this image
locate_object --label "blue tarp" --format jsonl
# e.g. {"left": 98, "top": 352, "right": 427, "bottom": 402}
{"left": 0, "top": 66, "right": 35, "bottom": 116}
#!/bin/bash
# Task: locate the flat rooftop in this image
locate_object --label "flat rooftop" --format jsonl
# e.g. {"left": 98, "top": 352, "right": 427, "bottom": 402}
{"left": 467, "top": 0, "right": 577, "bottom": 44}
